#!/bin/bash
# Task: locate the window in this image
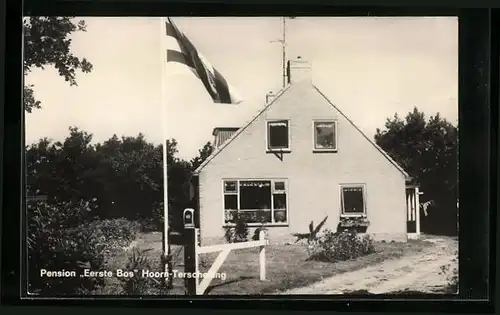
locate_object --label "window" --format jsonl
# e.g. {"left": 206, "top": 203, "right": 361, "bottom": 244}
{"left": 313, "top": 120, "right": 337, "bottom": 151}
{"left": 267, "top": 120, "right": 290, "bottom": 151}
{"left": 340, "top": 185, "right": 366, "bottom": 216}
{"left": 223, "top": 179, "right": 288, "bottom": 225}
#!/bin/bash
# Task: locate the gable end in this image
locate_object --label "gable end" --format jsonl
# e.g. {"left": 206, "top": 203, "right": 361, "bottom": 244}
{"left": 193, "top": 84, "right": 293, "bottom": 175}
{"left": 312, "top": 85, "right": 409, "bottom": 179}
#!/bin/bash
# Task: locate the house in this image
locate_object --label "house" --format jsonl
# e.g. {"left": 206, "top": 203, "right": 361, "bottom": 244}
{"left": 192, "top": 58, "right": 420, "bottom": 245}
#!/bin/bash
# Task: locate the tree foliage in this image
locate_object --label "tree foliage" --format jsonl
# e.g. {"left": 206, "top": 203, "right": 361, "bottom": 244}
{"left": 27, "top": 128, "right": 212, "bottom": 232}
{"left": 23, "top": 17, "right": 93, "bottom": 112}
{"left": 190, "top": 141, "right": 213, "bottom": 170}
{"left": 375, "top": 107, "right": 458, "bottom": 235}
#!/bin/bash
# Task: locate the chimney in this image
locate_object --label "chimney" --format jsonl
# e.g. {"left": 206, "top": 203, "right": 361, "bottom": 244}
{"left": 287, "top": 56, "right": 312, "bottom": 84}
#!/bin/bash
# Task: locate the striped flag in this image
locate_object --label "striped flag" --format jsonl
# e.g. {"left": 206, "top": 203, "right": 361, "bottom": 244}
{"left": 165, "top": 17, "right": 243, "bottom": 104}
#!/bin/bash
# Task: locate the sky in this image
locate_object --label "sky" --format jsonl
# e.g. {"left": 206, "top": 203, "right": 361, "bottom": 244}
{"left": 24, "top": 17, "right": 458, "bottom": 160}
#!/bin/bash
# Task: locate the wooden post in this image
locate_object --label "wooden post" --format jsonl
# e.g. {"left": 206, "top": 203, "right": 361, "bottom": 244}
{"left": 259, "top": 230, "right": 266, "bottom": 281}
{"left": 415, "top": 187, "right": 421, "bottom": 237}
{"left": 406, "top": 189, "right": 411, "bottom": 221}
{"left": 183, "top": 209, "right": 197, "bottom": 295}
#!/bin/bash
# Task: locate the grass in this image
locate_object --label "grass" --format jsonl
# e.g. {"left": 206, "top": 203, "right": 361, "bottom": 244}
{"left": 198, "top": 240, "right": 429, "bottom": 294}
{"left": 100, "top": 232, "right": 430, "bottom": 295}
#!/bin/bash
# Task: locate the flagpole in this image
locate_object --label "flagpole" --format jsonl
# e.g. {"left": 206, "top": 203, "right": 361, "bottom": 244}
{"left": 160, "top": 16, "right": 171, "bottom": 288}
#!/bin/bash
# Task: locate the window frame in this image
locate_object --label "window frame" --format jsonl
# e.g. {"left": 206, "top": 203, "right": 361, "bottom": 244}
{"left": 222, "top": 178, "right": 289, "bottom": 227}
{"left": 312, "top": 119, "right": 338, "bottom": 152}
{"left": 339, "top": 183, "right": 367, "bottom": 217}
{"left": 266, "top": 119, "right": 291, "bottom": 152}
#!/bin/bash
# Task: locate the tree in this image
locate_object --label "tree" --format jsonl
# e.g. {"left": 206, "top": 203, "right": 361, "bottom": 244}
{"left": 190, "top": 141, "right": 213, "bottom": 170}
{"left": 26, "top": 127, "right": 102, "bottom": 203}
{"left": 375, "top": 107, "right": 458, "bottom": 235}
{"left": 95, "top": 134, "right": 164, "bottom": 219}
{"left": 23, "top": 17, "right": 93, "bottom": 112}
{"left": 26, "top": 130, "right": 217, "bottom": 233}
{"left": 26, "top": 128, "right": 163, "bottom": 220}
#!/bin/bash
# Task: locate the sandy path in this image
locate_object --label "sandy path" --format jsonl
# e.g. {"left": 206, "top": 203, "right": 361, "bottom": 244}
{"left": 283, "top": 236, "right": 458, "bottom": 294}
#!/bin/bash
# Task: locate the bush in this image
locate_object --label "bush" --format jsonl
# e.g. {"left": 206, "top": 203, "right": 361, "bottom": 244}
{"left": 439, "top": 253, "right": 458, "bottom": 293}
{"left": 27, "top": 199, "right": 141, "bottom": 295}
{"left": 308, "top": 229, "right": 376, "bottom": 263}
{"left": 116, "top": 247, "right": 171, "bottom": 295}
{"left": 79, "top": 218, "right": 140, "bottom": 250}
{"left": 224, "top": 213, "right": 249, "bottom": 243}
{"left": 139, "top": 201, "right": 183, "bottom": 233}
{"left": 252, "top": 226, "right": 267, "bottom": 241}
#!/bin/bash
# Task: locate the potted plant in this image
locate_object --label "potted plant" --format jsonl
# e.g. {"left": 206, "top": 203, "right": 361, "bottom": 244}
{"left": 339, "top": 215, "right": 370, "bottom": 228}
{"left": 274, "top": 210, "right": 286, "bottom": 222}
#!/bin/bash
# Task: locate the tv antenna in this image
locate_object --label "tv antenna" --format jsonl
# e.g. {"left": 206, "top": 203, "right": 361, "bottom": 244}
{"left": 270, "top": 17, "right": 295, "bottom": 88}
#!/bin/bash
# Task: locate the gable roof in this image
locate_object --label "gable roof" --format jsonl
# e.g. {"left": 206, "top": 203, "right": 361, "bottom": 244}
{"left": 193, "top": 84, "right": 409, "bottom": 179}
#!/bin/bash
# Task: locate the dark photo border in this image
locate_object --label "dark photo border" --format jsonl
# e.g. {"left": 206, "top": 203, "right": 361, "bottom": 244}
{"left": 1, "top": 0, "right": 497, "bottom": 312}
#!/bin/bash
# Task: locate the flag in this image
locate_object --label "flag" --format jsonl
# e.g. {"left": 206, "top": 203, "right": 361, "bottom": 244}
{"left": 165, "top": 17, "right": 243, "bottom": 104}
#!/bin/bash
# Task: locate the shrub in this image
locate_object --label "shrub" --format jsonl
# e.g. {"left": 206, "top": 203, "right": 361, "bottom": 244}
{"left": 252, "top": 226, "right": 267, "bottom": 241}
{"left": 79, "top": 218, "right": 140, "bottom": 250}
{"left": 27, "top": 199, "right": 141, "bottom": 295}
{"left": 140, "top": 201, "right": 182, "bottom": 233}
{"left": 27, "top": 199, "right": 99, "bottom": 295}
{"left": 224, "top": 213, "right": 249, "bottom": 243}
{"left": 292, "top": 216, "right": 328, "bottom": 244}
{"left": 308, "top": 229, "right": 376, "bottom": 263}
{"left": 252, "top": 218, "right": 268, "bottom": 241}
{"left": 139, "top": 217, "right": 158, "bottom": 233}
{"left": 116, "top": 247, "right": 171, "bottom": 295}
{"left": 439, "top": 253, "right": 458, "bottom": 293}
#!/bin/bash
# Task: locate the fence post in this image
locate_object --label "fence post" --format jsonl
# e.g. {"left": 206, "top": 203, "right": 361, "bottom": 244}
{"left": 183, "top": 209, "right": 197, "bottom": 295}
{"left": 259, "top": 230, "right": 266, "bottom": 281}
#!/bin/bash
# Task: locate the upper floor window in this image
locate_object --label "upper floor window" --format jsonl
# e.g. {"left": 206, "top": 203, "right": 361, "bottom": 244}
{"left": 313, "top": 120, "right": 337, "bottom": 152}
{"left": 267, "top": 120, "right": 290, "bottom": 151}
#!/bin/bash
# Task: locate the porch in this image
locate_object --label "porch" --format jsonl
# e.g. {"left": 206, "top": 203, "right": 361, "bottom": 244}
{"left": 406, "top": 185, "right": 423, "bottom": 240}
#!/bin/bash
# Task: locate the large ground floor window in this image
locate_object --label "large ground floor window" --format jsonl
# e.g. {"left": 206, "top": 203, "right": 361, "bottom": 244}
{"left": 223, "top": 179, "right": 288, "bottom": 225}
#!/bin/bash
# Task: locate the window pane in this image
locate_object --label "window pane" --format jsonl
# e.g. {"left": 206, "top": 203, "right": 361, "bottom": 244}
{"left": 239, "top": 181, "right": 270, "bottom": 188}
{"left": 239, "top": 210, "right": 271, "bottom": 223}
{"left": 273, "top": 193, "right": 287, "bottom": 209}
{"left": 240, "top": 181, "right": 271, "bottom": 210}
{"left": 224, "top": 181, "right": 237, "bottom": 193}
{"left": 342, "top": 187, "right": 364, "bottom": 213}
{"left": 268, "top": 121, "right": 289, "bottom": 149}
{"left": 315, "top": 122, "right": 335, "bottom": 149}
{"left": 273, "top": 209, "right": 287, "bottom": 223}
{"left": 274, "top": 181, "right": 285, "bottom": 191}
{"left": 224, "top": 195, "right": 237, "bottom": 210}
